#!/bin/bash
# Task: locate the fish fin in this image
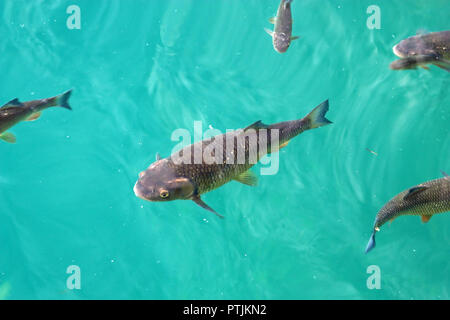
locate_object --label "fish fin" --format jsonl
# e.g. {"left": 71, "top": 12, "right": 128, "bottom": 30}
{"left": 233, "top": 170, "right": 258, "bottom": 186}
{"left": 365, "top": 231, "right": 376, "bottom": 254}
{"left": 0, "top": 132, "right": 16, "bottom": 144}
{"left": 403, "top": 186, "right": 428, "bottom": 201}
{"left": 421, "top": 215, "right": 432, "bottom": 223}
{"left": 442, "top": 171, "right": 449, "bottom": 180}
{"left": 302, "top": 99, "right": 332, "bottom": 129}
{"left": 421, "top": 65, "right": 430, "bottom": 70}
{"left": 433, "top": 59, "right": 450, "bottom": 72}
{"left": 291, "top": 36, "right": 300, "bottom": 41}
{"left": 26, "top": 112, "right": 41, "bottom": 121}
{"left": 271, "top": 140, "right": 290, "bottom": 153}
{"left": 268, "top": 17, "right": 276, "bottom": 24}
{"left": 55, "top": 90, "right": 73, "bottom": 110}
{"left": 1, "top": 98, "right": 23, "bottom": 108}
{"left": 192, "top": 196, "right": 224, "bottom": 219}
{"left": 156, "top": 152, "right": 161, "bottom": 161}
{"left": 264, "top": 28, "right": 274, "bottom": 37}
{"left": 244, "top": 120, "right": 269, "bottom": 132}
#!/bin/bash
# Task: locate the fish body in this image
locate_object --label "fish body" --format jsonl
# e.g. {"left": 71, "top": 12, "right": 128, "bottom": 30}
{"left": 390, "top": 30, "right": 450, "bottom": 71}
{"left": 0, "top": 90, "right": 72, "bottom": 143}
{"left": 365, "top": 172, "right": 450, "bottom": 253}
{"left": 265, "top": 0, "right": 299, "bottom": 53}
{"left": 134, "top": 100, "right": 332, "bottom": 217}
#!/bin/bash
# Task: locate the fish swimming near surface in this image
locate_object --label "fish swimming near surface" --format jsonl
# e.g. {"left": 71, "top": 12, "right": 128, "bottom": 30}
{"left": 134, "top": 100, "right": 332, "bottom": 218}
{"left": 0, "top": 90, "right": 72, "bottom": 143}
{"left": 265, "top": 0, "right": 299, "bottom": 53}
{"left": 390, "top": 30, "right": 450, "bottom": 72}
{"left": 365, "top": 172, "right": 450, "bottom": 253}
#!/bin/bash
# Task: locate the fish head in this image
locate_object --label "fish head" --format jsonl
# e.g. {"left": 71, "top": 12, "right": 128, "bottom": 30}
{"left": 273, "top": 32, "right": 290, "bottom": 53}
{"left": 134, "top": 159, "right": 195, "bottom": 202}
{"left": 392, "top": 36, "right": 420, "bottom": 58}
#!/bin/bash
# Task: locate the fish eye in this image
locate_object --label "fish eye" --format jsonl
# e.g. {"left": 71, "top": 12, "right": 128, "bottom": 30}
{"left": 160, "top": 189, "right": 169, "bottom": 198}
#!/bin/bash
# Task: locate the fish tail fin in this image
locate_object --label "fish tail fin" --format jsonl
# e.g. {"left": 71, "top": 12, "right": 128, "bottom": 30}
{"left": 302, "top": 99, "right": 332, "bottom": 130}
{"left": 365, "top": 231, "right": 376, "bottom": 254}
{"left": 52, "top": 90, "right": 73, "bottom": 110}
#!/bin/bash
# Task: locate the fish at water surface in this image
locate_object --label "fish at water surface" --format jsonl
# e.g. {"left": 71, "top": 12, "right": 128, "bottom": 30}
{"left": 365, "top": 172, "right": 450, "bottom": 253}
{"left": 390, "top": 30, "right": 450, "bottom": 72}
{"left": 134, "top": 100, "right": 332, "bottom": 218}
{"left": 265, "top": 0, "right": 299, "bottom": 53}
{"left": 0, "top": 90, "right": 72, "bottom": 143}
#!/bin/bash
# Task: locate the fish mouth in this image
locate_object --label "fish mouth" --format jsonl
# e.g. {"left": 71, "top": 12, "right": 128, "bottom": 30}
{"left": 134, "top": 182, "right": 148, "bottom": 201}
{"left": 392, "top": 44, "right": 405, "bottom": 58}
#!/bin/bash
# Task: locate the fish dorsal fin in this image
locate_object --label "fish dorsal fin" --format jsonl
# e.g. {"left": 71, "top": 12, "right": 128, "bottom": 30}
{"left": 156, "top": 152, "right": 161, "bottom": 161}
{"left": 244, "top": 120, "right": 269, "bottom": 132}
{"left": 233, "top": 170, "right": 258, "bottom": 186}
{"left": 1, "top": 98, "right": 23, "bottom": 108}
{"left": 421, "top": 215, "right": 432, "bottom": 223}
{"left": 403, "top": 186, "right": 428, "bottom": 201}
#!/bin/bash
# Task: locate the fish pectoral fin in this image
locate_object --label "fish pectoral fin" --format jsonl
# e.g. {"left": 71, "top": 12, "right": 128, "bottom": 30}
{"left": 233, "top": 170, "right": 258, "bottom": 186}
{"left": 268, "top": 17, "right": 276, "bottom": 24}
{"left": 421, "top": 215, "right": 432, "bottom": 223}
{"left": 244, "top": 120, "right": 269, "bottom": 132}
{"left": 1, "top": 98, "right": 23, "bottom": 109}
{"left": 26, "top": 112, "right": 41, "bottom": 121}
{"left": 264, "top": 28, "right": 274, "bottom": 37}
{"left": 290, "top": 36, "right": 300, "bottom": 41}
{"left": 403, "top": 186, "right": 428, "bottom": 201}
{"left": 192, "top": 196, "right": 224, "bottom": 219}
{"left": 0, "top": 132, "right": 17, "bottom": 144}
{"left": 433, "top": 59, "right": 450, "bottom": 72}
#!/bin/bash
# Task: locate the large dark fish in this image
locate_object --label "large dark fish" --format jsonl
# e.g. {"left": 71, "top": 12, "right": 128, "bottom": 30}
{"left": 0, "top": 90, "right": 72, "bottom": 143}
{"left": 390, "top": 30, "right": 450, "bottom": 72}
{"left": 365, "top": 172, "right": 450, "bottom": 253}
{"left": 265, "top": 0, "right": 299, "bottom": 53}
{"left": 134, "top": 100, "right": 332, "bottom": 217}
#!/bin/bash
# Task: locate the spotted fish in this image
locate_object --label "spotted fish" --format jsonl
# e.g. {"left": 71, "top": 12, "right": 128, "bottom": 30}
{"left": 365, "top": 172, "right": 450, "bottom": 253}
{"left": 134, "top": 100, "right": 332, "bottom": 218}
{"left": 0, "top": 90, "right": 72, "bottom": 143}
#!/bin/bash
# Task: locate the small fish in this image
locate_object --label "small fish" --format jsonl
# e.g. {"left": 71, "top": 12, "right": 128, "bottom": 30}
{"left": 365, "top": 171, "right": 450, "bottom": 253}
{"left": 134, "top": 100, "right": 332, "bottom": 217}
{"left": 265, "top": 0, "right": 299, "bottom": 53}
{"left": 0, "top": 90, "right": 72, "bottom": 143}
{"left": 390, "top": 30, "right": 450, "bottom": 72}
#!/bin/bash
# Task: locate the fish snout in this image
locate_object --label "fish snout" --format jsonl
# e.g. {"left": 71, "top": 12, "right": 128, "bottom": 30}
{"left": 134, "top": 181, "right": 149, "bottom": 201}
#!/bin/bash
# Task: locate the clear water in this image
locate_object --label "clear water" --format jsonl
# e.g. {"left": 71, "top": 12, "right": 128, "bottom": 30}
{"left": 0, "top": 0, "right": 449, "bottom": 300}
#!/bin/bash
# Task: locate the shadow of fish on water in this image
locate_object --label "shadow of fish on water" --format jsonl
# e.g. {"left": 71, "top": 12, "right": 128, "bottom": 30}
{"left": 134, "top": 100, "right": 332, "bottom": 218}
{"left": 265, "top": 0, "right": 300, "bottom": 53}
{"left": 0, "top": 90, "right": 72, "bottom": 144}
{"left": 390, "top": 30, "right": 450, "bottom": 72}
{"left": 365, "top": 171, "right": 450, "bottom": 253}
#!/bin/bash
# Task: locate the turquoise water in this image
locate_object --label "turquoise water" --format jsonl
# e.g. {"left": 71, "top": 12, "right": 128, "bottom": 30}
{"left": 0, "top": 0, "right": 449, "bottom": 300}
